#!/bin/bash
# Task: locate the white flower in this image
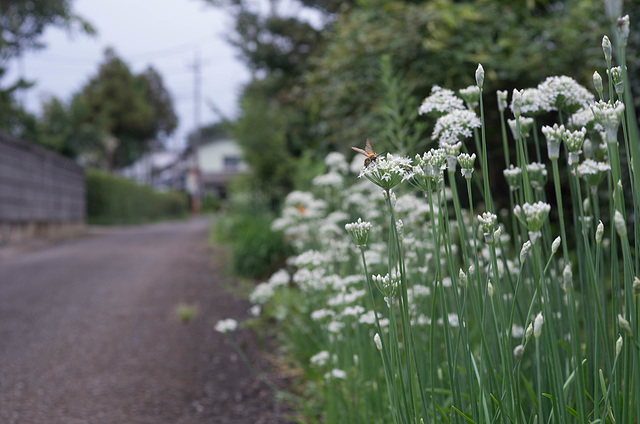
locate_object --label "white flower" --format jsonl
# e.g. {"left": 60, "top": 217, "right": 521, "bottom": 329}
{"left": 497, "top": 90, "right": 508, "bottom": 112}
{"left": 345, "top": 218, "right": 373, "bottom": 248}
{"left": 568, "top": 107, "right": 603, "bottom": 132}
{"left": 250, "top": 305, "right": 261, "bottom": 317}
{"left": 326, "top": 368, "right": 347, "bottom": 380}
{"left": 312, "top": 171, "right": 344, "bottom": 188}
{"left": 537, "top": 76, "right": 595, "bottom": 114}
{"left": 268, "top": 269, "right": 290, "bottom": 288}
{"left": 478, "top": 212, "right": 498, "bottom": 234}
{"left": 310, "top": 350, "right": 330, "bottom": 367}
{"left": 511, "top": 324, "right": 524, "bottom": 339}
{"left": 249, "top": 282, "right": 275, "bottom": 304}
{"left": 214, "top": 318, "right": 238, "bottom": 334}
{"left": 419, "top": 85, "right": 465, "bottom": 116}
{"left": 324, "top": 152, "right": 348, "bottom": 172}
{"left": 311, "top": 309, "right": 336, "bottom": 321}
{"left": 327, "top": 321, "right": 344, "bottom": 334}
{"left": 591, "top": 100, "right": 625, "bottom": 143}
{"left": 358, "top": 153, "right": 411, "bottom": 190}
{"left": 431, "top": 110, "right": 482, "bottom": 145}
{"left": 341, "top": 305, "right": 366, "bottom": 317}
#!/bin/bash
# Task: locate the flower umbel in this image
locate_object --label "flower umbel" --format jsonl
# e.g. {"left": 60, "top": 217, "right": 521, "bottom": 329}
{"left": 215, "top": 318, "right": 238, "bottom": 334}
{"left": 358, "top": 153, "right": 411, "bottom": 191}
{"left": 591, "top": 100, "right": 625, "bottom": 143}
{"left": 345, "top": 218, "right": 372, "bottom": 249}
{"left": 419, "top": 85, "right": 465, "bottom": 117}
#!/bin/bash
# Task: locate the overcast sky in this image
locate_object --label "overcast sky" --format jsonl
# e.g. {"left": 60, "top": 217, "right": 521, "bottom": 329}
{"left": 6, "top": 0, "right": 251, "bottom": 151}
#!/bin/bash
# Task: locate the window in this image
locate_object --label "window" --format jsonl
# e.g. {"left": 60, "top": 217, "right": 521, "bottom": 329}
{"left": 223, "top": 156, "right": 240, "bottom": 172}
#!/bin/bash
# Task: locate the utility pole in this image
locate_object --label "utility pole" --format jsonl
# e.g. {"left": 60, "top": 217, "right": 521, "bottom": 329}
{"left": 189, "top": 49, "right": 202, "bottom": 146}
{"left": 186, "top": 48, "right": 203, "bottom": 214}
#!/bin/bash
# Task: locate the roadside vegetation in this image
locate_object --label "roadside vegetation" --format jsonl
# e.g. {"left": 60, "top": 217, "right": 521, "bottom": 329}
{"left": 214, "top": 2, "right": 640, "bottom": 423}
{"left": 86, "top": 169, "right": 188, "bottom": 225}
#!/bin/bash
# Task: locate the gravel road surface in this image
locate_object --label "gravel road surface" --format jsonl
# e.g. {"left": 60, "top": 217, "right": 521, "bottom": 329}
{"left": 0, "top": 218, "right": 291, "bottom": 424}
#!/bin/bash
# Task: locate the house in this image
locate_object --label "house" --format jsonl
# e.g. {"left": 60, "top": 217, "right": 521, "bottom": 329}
{"left": 195, "top": 136, "right": 248, "bottom": 198}
{"left": 119, "top": 149, "right": 186, "bottom": 191}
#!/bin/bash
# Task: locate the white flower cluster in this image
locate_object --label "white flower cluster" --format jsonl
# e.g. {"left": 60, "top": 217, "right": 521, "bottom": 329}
{"left": 272, "top": 190, "right": 328, "bottom": 249}
{"left": 514, "top": 202, "right": 551, "bottom": 241}
{"left": 510, "top": 77, "right": 594, "bottom": 116}
{"left": 478, "top": 212, "right": 498, "bottom": 234}
{"left": 289, "top": 250, "right": 329, "bottom": 269}
{"left": 508, "top": 116, "right": 535, "bottom": 139}
{"left": 513, "top": 88, "right": 547, "bottom": 116}
{"left": 568, "top": 106, "right": 603, "bottom": 132}
{"left": 249, "top": 282, "right": 276, "bottom": 304}
{"left": 526, "top": 162, "right": 548, "bottom": 189}
{"left": 358, "top": 153, "right": 412, "bottom": 190}
{"left": 310, "top": 350, "right": 330, "bottom": 367}
{"left": 214, "top": 318, "right": 238, "bottom": 334}
{"left": 418, "top": 85, "right": 465, "bottom": 116}
{"left": 577, "top": 159, "right": 611, "bottom": 186}
{"left": 431, "top": 110, "right": 482, "bottom": 145}
{"left": 459, "top": 85, "right": 480, "bottom": 108}
{"left": 345, "top": 218, "right": 373, "bottom": 248}
{"left": 312, "top": 171, "right": 344, "bottom": 188}
{"left": 591, "top": 100, "right": 625, "bottom": 143}
{"left": 324, "top": 152, "right": 349, "bottom": 173}
{"left": 537, "top": 76, "right": 595, "bottom": 114}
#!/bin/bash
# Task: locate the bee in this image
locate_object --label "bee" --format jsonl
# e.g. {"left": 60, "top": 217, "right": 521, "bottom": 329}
{"left": 351, "top": 139, "right": 378, "bottom": 167}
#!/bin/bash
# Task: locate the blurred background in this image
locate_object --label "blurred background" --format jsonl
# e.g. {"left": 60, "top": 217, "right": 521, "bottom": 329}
{"left": 0, "top": 0, "right": 638, "bottom": 250}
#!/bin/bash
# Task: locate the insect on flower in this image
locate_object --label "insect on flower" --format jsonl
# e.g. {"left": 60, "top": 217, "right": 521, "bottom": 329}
{"left": 351, "top": 139, "right": 379, "bottom": 167}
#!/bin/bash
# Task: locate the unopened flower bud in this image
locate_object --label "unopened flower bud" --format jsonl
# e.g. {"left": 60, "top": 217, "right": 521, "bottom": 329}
{"left": 602, "top": 35, "right": 612, "bottom": 63}
{"left": 526, "top": 322, "right": 533, "bottom": 341}
{"left": 476, "top": 64, "right": 485, "bottom": 89}
{"left": 633, "top": 277, "right": 640, "bottom": 295}
{"left": 374, "top": 333, "right": 382, "bottom": 351}
{"left": 616, "top": 334, "right": 623, "bottom": 356}
{"left": 614, "top": 210, "right": 626, "bottom": 238}
{"left": 513, "top": 344, "right": 525, "bottom": 360}
{"left": 593, "top": 71, "right": 604, "bottom": 97}
{"left": 618, "top": 314, "right": 633, "bottom": 337}
{"left": 512, "top": 89, "right": 523, "bottom": 117}
{"left": 493, "top": 226, "right": 502, "bottom": 241}
{"left": 596, "top": 220, "right": 604, "bottom": 244}
{"left": 459, "top": 268, "right": 468, "bottom": 287}
{"left": 618, "top": 314, "right": 632, "bottom": 337}
{"left": 552, "top": 236, "right": 561, "bottom": 255}
{"left": 488, "top": 281, "right": 494, "bottom": 298}
{"left": 520, "top": 240, "right": 532, "bottom": 263}
{"left": 563, "top": 264, "right": 573, "bottom": 292}
{"left": 534, "top": 312, "right": 544, "bottom": 339}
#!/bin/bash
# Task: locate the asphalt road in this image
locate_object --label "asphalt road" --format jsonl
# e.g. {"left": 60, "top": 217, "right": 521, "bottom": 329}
{"left": 0, "top": 218, "right": 290, "bottom": 424}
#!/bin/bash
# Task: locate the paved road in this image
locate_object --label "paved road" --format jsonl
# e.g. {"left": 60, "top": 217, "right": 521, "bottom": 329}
{"left": 0, "top": 219, "right": 290, "bottom": 424}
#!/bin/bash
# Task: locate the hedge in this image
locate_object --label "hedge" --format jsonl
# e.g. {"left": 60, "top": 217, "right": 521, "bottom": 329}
{"left": 86, "top": 169, "right": 189, "bottom": 225}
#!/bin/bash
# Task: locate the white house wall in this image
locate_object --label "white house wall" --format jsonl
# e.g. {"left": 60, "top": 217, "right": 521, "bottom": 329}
{"left": 197, "top": 139, "right": 247, "bottom": 173}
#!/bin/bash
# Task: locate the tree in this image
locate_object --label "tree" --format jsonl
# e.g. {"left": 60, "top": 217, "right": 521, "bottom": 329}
{"left": 304, "top": 0, "right": 610, "bottom": 152}
{"left": 75, "top": 48, "right": 177, "bottom": 169}
{"left": 0, "top": 0, "right": 94, "bottom": 138}
{"left": 137, "top": 66, "right": 178, "bottom": 140}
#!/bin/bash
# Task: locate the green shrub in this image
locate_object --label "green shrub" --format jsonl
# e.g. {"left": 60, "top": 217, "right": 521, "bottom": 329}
{"left": 212, "top": 190, "right": 292, "bottom": 279}
{"left": 86, "top": 168, "right": 189, "bottom": 224}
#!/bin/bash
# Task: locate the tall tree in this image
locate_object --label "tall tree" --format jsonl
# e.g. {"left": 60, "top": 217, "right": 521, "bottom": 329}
{"left": 137, "top": 66, "right": 178, "bottom": 140}
{"left": 75, "top": 48, "right": 177, "bottom": 169}
{"left": 0, "top": 0, "right": 93, "bottom": 137}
